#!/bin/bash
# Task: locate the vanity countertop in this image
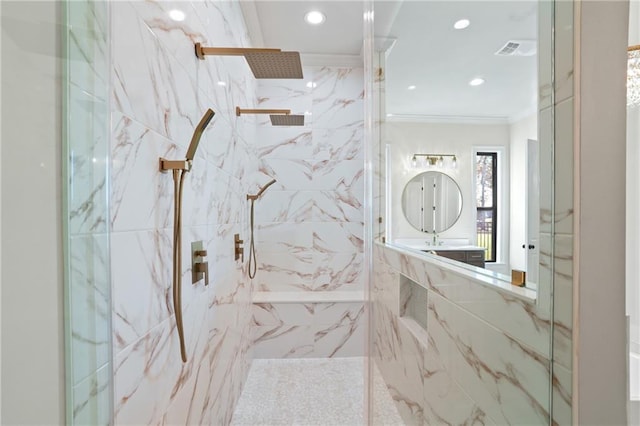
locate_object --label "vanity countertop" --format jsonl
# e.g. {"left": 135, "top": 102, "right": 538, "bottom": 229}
{"left": 392, "top": 239, "right": 485, "bottom": 252}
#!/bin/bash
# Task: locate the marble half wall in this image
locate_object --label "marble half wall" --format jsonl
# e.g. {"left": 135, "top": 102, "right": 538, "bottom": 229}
{"left": 371, "top": 243, "right": 551, "bottom": 425}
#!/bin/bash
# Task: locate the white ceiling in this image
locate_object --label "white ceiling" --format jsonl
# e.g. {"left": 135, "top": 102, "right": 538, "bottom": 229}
{"left": 244, "top": 0, "right": 538, "bottom": 121}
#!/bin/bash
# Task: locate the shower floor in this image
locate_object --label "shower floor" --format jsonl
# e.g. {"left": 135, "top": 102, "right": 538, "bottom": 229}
{"left": 230, "top": 357, "right": 403, "bottom": 426}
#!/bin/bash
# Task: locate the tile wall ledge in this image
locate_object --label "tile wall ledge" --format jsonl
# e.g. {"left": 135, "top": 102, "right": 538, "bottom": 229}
{"left": 253, "top": 290, "right": 365, "bottom": 304}
{"left": 379, "top": 241, "right": 537, "bottom": 304}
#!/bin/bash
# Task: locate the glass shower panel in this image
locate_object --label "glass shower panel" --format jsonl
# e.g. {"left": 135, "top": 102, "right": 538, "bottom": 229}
{"left": 369, "top": 1, "right": 557, "bottom": 424}
{"left": 63, "top": 1, "right": 112, "bottom": 424}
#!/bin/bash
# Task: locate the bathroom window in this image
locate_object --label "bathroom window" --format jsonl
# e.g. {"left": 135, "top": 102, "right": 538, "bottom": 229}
{"left": 476, "top": 152, "right": 497, "bottom": 262}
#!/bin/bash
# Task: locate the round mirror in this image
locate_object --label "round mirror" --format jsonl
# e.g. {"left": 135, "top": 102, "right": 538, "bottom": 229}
{"left": 401, "top": 171, "right": 463, "bottom": 233}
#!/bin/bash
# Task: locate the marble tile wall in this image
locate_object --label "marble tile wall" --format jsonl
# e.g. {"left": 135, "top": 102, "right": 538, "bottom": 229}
{"left": 108, "top": 1, "right": 259, "bottom": 424}
{"left": 249, "top": 66, "right": 366, "bottom": 358}
{"left": 65, "top": 1, "right": 112, "bottom": 424}
{"left": 371, "top": 244, "right": 551, "bottom": 425}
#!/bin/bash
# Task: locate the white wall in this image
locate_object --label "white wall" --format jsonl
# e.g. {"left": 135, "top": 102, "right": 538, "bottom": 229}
{"left": 0, "top": 1, "right": 65, "bottom": 424}
{"left": 509, "top": 114, "right": 537, "bottom": 271}
{"left": 627, "top": 0, "right": 640, "bottom": 356}
{"left": 575, "top": 1, "right": 629, "bottom": 423}
{"left": 386, "top": 120, "right": 510, "bottom": 257}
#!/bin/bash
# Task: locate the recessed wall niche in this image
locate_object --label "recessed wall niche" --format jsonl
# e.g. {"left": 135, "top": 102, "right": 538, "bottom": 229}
{"left": 399, "top": 274, "right": 428, "bottom": 331}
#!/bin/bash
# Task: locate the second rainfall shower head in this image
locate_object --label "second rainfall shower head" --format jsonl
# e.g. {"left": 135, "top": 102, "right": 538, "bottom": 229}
{"left": 270, "top": 114, "right": 304, "bottom": 126}
{"left": 235, "top": 107, "right": 305, "bottom": 127}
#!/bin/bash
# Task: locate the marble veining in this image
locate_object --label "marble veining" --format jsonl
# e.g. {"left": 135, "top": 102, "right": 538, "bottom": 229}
{"left": 373, "top": 243, "right": 552, "bottom": 425}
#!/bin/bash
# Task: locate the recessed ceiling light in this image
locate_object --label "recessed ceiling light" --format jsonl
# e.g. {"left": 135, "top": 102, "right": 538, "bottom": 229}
{"left": 469, "top": 78, "right": 485, "bottom": 86}
{"left": 306, "top": 81, "right": 317, "bottom": 88}
{"left": 217, "top": 81, "right": 227, "bottom": 87}
{"left": 169, "top": 9, "right": 186, "bottom": 22}
{"left": 454, "top": 19, "right": 470, "bottom": 30}
{"left": 407, "top": 85, "right": 416, "bottom": 90}
{"left": 304, "top": 10, "right": 326, "bottom": 25}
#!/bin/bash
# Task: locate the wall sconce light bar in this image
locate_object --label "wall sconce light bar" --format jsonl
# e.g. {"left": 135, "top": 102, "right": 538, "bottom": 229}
{"left": 411, "top": 153, "right": 457, "bottom": 168}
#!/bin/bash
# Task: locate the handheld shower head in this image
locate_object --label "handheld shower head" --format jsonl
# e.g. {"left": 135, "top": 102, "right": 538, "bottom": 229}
{"left": 185, "top": 109, "right": 215, "bottom": 161}
{"left": 247, "top": 178, "right": 277, "bottom": 200}
{"left": 256, "top": 179, "right": 277, "bottom": 198}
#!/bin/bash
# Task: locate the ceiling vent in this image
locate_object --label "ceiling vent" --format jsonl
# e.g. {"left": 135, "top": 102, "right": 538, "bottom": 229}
{"left": 495, "top": 40, "right": 536, "bottom": 57}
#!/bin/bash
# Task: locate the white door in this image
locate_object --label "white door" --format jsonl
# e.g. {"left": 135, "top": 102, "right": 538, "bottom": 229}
{"left": 526, "top": 139, "right": 539, "bottom": 286}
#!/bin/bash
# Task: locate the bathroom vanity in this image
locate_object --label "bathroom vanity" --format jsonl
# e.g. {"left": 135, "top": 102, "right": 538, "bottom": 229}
{"left": 423, "top": 247, "right": 486, "bottom": 268}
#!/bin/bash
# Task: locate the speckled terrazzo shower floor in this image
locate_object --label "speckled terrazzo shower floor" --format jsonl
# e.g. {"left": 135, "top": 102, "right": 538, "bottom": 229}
{"left": 230, "top": 357, "right": 404, "bottom": 426}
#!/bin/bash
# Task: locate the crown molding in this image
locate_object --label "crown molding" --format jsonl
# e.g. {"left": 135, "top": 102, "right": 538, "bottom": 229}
{"left": 385, "top": 114, "right": 510, "bottom": 125}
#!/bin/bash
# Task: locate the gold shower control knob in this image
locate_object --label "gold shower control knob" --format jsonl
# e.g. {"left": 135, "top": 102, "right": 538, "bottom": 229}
{"left": 194, "top": 261, "right": 209, "bottom": 286}
{"left": 194, "top": 250, "right": 207, "bottom": 257}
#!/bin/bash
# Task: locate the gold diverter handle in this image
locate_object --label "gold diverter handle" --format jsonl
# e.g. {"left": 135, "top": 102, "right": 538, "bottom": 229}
{"left": 159, "top": 109, "right": 215, "bottom": 363}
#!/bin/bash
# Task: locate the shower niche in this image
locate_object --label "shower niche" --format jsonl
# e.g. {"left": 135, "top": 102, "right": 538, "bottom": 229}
{"left": 399, "top": 274, "right": 428, "bottom": 331}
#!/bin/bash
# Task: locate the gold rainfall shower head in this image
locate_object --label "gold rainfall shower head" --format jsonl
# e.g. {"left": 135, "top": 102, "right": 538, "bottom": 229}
{"left": 194, "top": 44, "right": 303, "bottom": 79}
{"left": 235, "top": 107, "right": 305, "bottom": 127}
{"left": 269, "top": 114, "right": 304, "bottom": 126}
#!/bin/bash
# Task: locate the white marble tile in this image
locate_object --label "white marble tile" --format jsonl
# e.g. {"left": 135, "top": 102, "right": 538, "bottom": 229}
{"left": 382, "top": 317, "right": 426, "bottom": 425}
{"left": 312, "top": 67, "right": 365, "bottom": 130}
{"left": 312, "top": 321, "right": 365, "bottom": 358}
{"left": 110, "top": 112, "right": 176, "bottom": 232}
{"left": 432, "top": 292, "right": 550, "bottom": 425}
{"left": 422, "top": 293, "right": 495, "bottom": 425}
{"left": 125, "top": 0, "right": 235, "bottom": 120}
{"left": 554, "top": 98, "right": 574, "bottom": 234}
{"left": 256, "top": 251, "right": 315, "bottom": 292}
{"left": 253, "top": 190, "right": 314, "bottom": 224}
{"left": 206, "top": 165, "right": 244, "bottom": 226}
{"left": 69, "top": 234, "right": 111, "bottom": 385}
{"left": 114, "top": 318, "right": 180, "bottom": 425}
{"left": 255, "top": 127, "right": 313, "bottom": 159}
{"left": 203, "top": 224, "right": 247, "bottom": 306}
{"left": 552, "top": 363, "right": 572, "bottom": 426}
{"left": 206, "top": 121, "right": 255, "bottom": 183}
{"left": 111, "top": 229, "right": 172, "bottom": 351}
{"left": 313, "top": 126, "right": 364, "bottom": 161}
{"left": 68, "top": 0, "right": 108, "bottom": 100}
{"left": 252, "top": 302, "right": 316, "bottom": 327}
{"left": 256, "top": 77, "right": 313, "bottom": 123}
{"left": 72, "top": 362, "right": 112, "bottom": 426}
{"left": 312, "top": 221, "right": 364, "bottom": 254}
{"left": 423, "top": 306, "right": 494, "bottom": 425}
{"left": 314, "top": 190, "right": 363, "bottom": 223}
{"left": 312, "top": 252, "right": 364, "bottom": 291}
{"left": 554, "top": 0, "right": 574, "bottom": 104}
{"left": 68, "top": 87, "right": 108, "bottom": 234}
{"left": 252, "top": 325, "right": 315, "bottom": 358}
{"left": 112, "top": 1, "right": 208, "bottom": 143}
{"left": 539, "top": 107, "right": 554, "bottom": 233}
{"left": 553, "top": 234, "right": 573, "bottom": 369}
{"left": 261, "top": 159, "right": 313, "bottom": 190}
{"left": 311, "top": 159, "right": 364, "bottom": 192}
{"left": 255, "top": 222, "right": 314, "bottom": 253}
